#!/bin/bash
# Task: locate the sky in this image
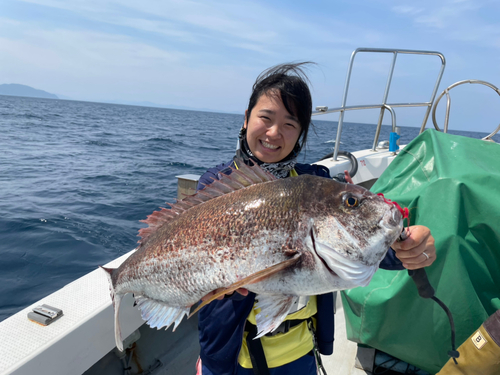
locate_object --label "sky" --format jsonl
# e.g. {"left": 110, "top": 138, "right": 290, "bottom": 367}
{"left": 1, "top": 0, "right": 500, "bottom": 133}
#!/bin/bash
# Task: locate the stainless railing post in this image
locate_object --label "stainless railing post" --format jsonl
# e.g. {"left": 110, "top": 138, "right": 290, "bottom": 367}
{"left": 373, "top": 51, "right": 398, "bottom": 151}
{"left": 432, "top": 79, "right": 500, "bottom": 138}
{"left": 418, "top": 53, "right": 446, "bottom": 134}
{"left": 313, "top": 48, "right": 447, "bottom": 157}
{"left": 444, "top": 90, "right": 451, "bottom": 133}
{"left": 334, "top": 49, "right": 359, "bottom": 161}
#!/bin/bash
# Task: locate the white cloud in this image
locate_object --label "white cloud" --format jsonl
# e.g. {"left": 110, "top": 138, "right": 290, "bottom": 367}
{"left": 391, "top": 6, "right": 424, "bottom": 15}
{"left": 0, "top": 0, "right": 383, "bottom": 112}
{"left": 3, "top": 27, "right": 186, "bottom": 67}
{"left": 17, "top": 0, "right": 362, "bottom": 55}
{"left": 109, "top": 17, "right": 200, "bottom": 44}
{"left": 0, "top": 26, "right": 188, "bottom": 98}
{"left": 389, "top": 0, "right": 500, "bottom": 48}
{"left": 1, "top": 1, "right": 365, "bottom": 108}
{"left": 17, "top": 0, "right": 285, "bottom": 53}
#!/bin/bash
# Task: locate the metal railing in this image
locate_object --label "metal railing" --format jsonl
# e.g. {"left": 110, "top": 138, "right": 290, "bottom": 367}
{"left": 313, "top": 48, "right": 446, "bottom": 160}
{"left": 432, "top": 79, "right": 500, "bottom": 140}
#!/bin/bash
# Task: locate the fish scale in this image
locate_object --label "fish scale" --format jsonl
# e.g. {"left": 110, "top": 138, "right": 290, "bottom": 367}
{"left": 101, "top": 158, "right": 403, "bottom": 351}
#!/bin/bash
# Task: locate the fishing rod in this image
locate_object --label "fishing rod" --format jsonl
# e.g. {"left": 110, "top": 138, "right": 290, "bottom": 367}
{"left": 399, "top": 229, "right": 460, "bottom": 365}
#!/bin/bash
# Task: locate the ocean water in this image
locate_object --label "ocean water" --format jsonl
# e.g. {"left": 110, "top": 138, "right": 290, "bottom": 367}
{"left": 1, "top": 95, "right": 498, "bottom": 322}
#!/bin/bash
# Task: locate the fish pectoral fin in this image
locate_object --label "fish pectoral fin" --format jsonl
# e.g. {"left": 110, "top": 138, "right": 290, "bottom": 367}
{"left": 190, "top": 253, "right": 301, "bottom": 317}
{"left": 134, "top": 295, "right": 189, "bottom": 331}
{"left": 254, "top": 294, "right": 297, "bottom": 338}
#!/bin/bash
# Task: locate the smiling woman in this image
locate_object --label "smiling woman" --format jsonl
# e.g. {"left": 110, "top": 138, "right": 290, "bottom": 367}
{"left": 193, "top": 61, "right": 440, "bottom": 375}
{"left": 240, "top": 63, "right": 313, "bottom": 166}
{"left": 244, "top": 93, "right": 301, "bottom": 163}
{"left": 194, "top": 63, "right": 427, "bottom": 375}
{"left": 195, "top": 63, "right": 338, "bottom": 375}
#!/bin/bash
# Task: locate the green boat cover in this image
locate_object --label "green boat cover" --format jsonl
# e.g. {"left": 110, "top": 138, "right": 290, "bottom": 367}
{"left": 341, "top": 130, "right": 500, "bottom": 374}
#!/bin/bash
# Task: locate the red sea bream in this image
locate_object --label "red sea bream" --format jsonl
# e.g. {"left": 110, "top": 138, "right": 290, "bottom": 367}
{"left": 102, "top": 159, "right": 403, "bottom": 351}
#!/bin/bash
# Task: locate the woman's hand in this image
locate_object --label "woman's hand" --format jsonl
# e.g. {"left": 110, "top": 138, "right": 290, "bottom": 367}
{"left": 201, "top": 288, "right": 249, "bottom": 302}
{"left": 391, "top": 225, "right": 436, "bottom": 270}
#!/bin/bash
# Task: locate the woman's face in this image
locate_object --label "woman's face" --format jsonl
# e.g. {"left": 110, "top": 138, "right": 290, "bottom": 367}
{"left": 244, "top": 92, "right": 301, "bottom": 163}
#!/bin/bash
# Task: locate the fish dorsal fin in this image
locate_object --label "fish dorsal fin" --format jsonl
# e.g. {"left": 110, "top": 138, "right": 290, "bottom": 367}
{"left": 138, "top": 158, "right": 276, "bottom": 244}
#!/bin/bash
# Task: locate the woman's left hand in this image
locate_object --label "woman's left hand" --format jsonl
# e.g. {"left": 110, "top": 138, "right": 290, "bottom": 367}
{"left": 391, "top": 225, "right": 436, "bottom": 270}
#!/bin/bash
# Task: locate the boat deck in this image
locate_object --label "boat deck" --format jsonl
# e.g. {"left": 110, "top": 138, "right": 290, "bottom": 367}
{"left": 0, "top": 250, "right": 144, "bottom": 375}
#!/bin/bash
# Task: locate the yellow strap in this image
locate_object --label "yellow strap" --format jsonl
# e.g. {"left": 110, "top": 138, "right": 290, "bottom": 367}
{"left": 238, "top": 296, "right": 317, "bottom": 368}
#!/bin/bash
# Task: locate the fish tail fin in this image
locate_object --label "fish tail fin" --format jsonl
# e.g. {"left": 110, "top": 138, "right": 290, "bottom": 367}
{"left": 100, "top": 266, "right": 117, "bottom": 306}
{"left": 113, "top": 293, "right": 124, "bottom": 351}
{"left": 100, "top": 266, "right": 124, "bottom": 351}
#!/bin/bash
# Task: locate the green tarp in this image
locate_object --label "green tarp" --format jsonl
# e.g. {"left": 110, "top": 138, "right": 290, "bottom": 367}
{"left": 341, "top": 130, "right": 500, "bottom": 374}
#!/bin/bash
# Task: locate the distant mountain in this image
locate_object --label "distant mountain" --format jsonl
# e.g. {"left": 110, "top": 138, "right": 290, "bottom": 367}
{"left": 102, "top": 99, "right": 241, "bottom": 114}
{"left": 0, "top": 86, "right": 242, "bottom": 114}
{"left": 0, "top": 84, "right": 58, "bottom": 99}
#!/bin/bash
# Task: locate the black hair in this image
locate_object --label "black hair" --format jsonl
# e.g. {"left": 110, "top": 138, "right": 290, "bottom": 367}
{"left": 245, "top": 62, "right": 315, "bottom": 159}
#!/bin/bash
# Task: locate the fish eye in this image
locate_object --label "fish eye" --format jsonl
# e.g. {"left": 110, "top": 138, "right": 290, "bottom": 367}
{"left": 344, "top": 195, "right": 359, "bottom": 208}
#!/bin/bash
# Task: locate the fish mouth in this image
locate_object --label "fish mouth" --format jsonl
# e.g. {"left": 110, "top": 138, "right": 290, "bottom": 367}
{"left": 379, "top": 206, "right": 404, "bottom": 233}
{"left": 310, "top": 227, "right": 377, "bottom": 287}
{"left": 375, "top": 193, "right": 406, "bottom": 229}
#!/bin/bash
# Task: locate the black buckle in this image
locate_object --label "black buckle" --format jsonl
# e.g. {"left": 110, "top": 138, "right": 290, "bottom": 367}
{"left": 245, "top": 319, "right": 307, "bottom": 337}
{"left": 267, "top": 319, "right": 311, "bottom": 336}
{"left": 267, "top": 320, "right": 291, "bottom": 336}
